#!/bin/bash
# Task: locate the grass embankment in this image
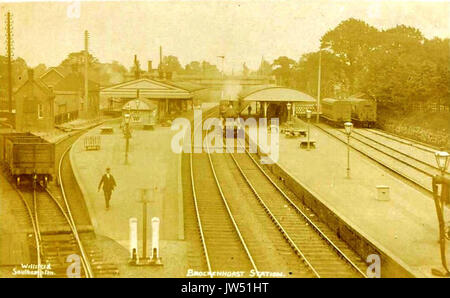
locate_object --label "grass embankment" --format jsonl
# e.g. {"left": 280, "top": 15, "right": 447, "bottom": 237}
{"left": 377, "top": 105, "right": 450, "bottom": 149}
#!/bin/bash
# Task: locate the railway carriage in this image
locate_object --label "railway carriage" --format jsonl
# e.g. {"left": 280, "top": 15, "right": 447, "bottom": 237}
{"left": 0, "top": 133, "right": 55, "bottom": 187}
{"left": 347, "top": 97, "right": 377, "bottom": 127}
{"left": 320, "top": 98, "right": 352, "bottom": 126}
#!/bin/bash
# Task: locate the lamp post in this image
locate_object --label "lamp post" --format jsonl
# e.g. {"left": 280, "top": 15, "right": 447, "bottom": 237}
{"left": 124, "top": 113, "right": 131, "bottom": 164}
{"left": 431, "top": 150, "right": 450, "bottom": 277}
{"left": 306, "top": 109, "right": 312, "bottom": 151}
{"left": 436, "top": 151, "right": 449, "bottom": 176}
{"left": 344, "top": 122, "right": 353, "bottom": 178}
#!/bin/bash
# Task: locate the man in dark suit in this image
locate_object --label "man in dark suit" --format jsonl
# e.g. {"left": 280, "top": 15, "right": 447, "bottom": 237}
{"left": 98, "top": 167, "right": 116, "bottom": 210}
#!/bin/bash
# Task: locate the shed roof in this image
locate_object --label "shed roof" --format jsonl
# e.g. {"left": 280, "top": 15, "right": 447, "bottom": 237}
{"left": 239, "top": 86, "right": 316, "bottom": 103}
{"left": 54, "top": 72, "right": 100, "bottom": 92}
{"left": 100, "top": 78, "right": 193, "bottom": 99}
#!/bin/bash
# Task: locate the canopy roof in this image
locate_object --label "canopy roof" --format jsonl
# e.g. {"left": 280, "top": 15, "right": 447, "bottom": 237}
{"left": 122, "top": 99, "right": 157, "bottom": 111}
{"left": 101, "top": 78, "right": 193, "bottom": 99}
{"left": 239, "top": 86, "right": 316, "bottom": 103}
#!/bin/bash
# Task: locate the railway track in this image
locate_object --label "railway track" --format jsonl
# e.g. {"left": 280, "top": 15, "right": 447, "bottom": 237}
{"left": 358, "top": 128, "right": 448, "bottom": 172}
{"left": 190, "top": 110, "right": 259, "bottom": 277}
{"left": 314, "top": 123, "right": 435, "bottom": 195}
{"left": 350, "top": 129, "right": 447, "bottom": 176}
{"left": 190, "top": 110, "right": 366, "bottom": 277}
{"left": 366, "top": 128, "right": 443, "bottom": 153}
{"left": 230, "top": 138, "right": 366, "bottom": 278}
{"left": 10, "top": 142, "right": 118, "bottom": 278}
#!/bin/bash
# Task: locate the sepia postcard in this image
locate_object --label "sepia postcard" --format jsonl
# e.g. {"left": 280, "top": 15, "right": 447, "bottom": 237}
{"left": 0, "top": 0, "right": 448, "bottom": 287}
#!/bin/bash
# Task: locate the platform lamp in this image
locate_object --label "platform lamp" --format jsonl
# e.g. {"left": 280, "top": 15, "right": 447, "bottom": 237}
{"left": 344, "top": 122, "right": 353, "bottom": 178}
{"left": 431, "top": 150, "right": 450, "bottom": 277}
{"left": 306, "top": 109, "right": 312, "bottom": 151}
{"left": 124, "top": 113, "right": 131, "bottom": 164}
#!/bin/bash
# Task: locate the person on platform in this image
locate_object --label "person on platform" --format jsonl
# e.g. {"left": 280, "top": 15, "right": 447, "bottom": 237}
{"left": 98, "top": 167, "right": 116, "bottom": 210}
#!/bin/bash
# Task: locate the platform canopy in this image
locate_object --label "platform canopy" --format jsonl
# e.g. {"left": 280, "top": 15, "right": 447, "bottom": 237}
{"left": 100, "top": 78, "right": 193, "bottom": 99}
{"left": 122, "top": 99, "right": 157, "bottom": 111}
{"left": 239, "top": 85, "right": 316, "bottom": 103}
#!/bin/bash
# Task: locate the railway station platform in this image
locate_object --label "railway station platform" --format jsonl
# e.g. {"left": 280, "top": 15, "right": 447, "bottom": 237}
{"left": 70, "top": 104, "right": 216, "bottom": 277}
{"left": 250, "top": 119, "right": 449, "bottom": 277}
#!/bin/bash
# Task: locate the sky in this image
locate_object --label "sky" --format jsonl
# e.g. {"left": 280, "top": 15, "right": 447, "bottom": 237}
{"left": 0, "top": 0, "right": 449, "bottom": 73}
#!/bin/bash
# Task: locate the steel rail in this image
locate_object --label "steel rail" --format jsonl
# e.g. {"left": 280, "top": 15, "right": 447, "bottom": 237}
{"left": 313, "top": 123, "right": 433, "bottom": 195}
{"left": 235, "top": 138, "right": 367, "bottom": 278}
{"left": 190, "top": 108, "right": 259, "bottom": 277}
{"left": 42, "top": 187, "right": 92, "bottom": 278}
{"left": 228, "top": 148, "right": 320, "bottom": 278}
{"left": 56, "top": 145, "right": 94, "bottom": 278}
{"left": 189, "top": 110, "right": 213, "bottom": 277}
{"left": 14, "top": 187, "right": 43, "bottom": 278}
{"left": 357, "top": 129, "right": 449, "bottom": 175}
{"left": 205, "top": 135, "right": 260, "bottom": 276}
{"left": 345, "top": 129, "right": 442, "bottom": 176}
{"left": 367, "top": 128, "right": 440, "bottom": 153}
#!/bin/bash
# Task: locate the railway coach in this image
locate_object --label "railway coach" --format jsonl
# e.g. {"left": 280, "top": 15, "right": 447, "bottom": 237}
{"left": 320, "top": 98, "right": 352, "bottom": 126}
{"left": 0, "top": 133, "right": 55, "bottom": 187}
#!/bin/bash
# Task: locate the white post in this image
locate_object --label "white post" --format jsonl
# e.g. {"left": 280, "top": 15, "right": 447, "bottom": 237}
{"left": 151, "top": 217, "right": 160, "bottom": 260}
{"left": 129, "top": 217, "right": 138, "bottom": 261}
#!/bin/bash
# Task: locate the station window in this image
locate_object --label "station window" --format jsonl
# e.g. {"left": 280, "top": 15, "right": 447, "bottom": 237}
{"left": 37, "top": 103, "right": 44, "bottom": 119}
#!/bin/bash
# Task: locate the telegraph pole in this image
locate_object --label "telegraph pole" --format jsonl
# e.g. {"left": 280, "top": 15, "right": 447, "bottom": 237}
{"left": 316, "top": 48, "right": 322, "bottom": 123}
{"left": 84, "top": 30, "right": 89, "bottom": 118}
{"left": 6, "top": 12, "right": 13, "bottom": 113}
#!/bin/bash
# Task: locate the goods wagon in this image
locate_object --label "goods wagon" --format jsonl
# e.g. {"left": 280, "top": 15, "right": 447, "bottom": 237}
{"left": 347, "top": 97, "right": 377, "bottom": 127}
{"left": 0, "top": 133, "right": 55, "bottom": 187}
{"left": 320, "top": 98, "right": 352, "bottom": 125}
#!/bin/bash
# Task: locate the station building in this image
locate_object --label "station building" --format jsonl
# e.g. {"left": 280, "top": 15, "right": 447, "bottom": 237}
{"left": 14, "top": 69, "right": 55, "bottom": 132}
{"left": 238, "top": 85, "right": 317, "bottom": 122}
{"left": 99, "top": 78, "right": 207, "bottom": 121}
{"left": 39, "top": 67, "right": 67, "bottom": 88}
{"left": 121, "top": 97, "right": 158, "bottom": 128}
{"left": 52, "top": 67, "right": 100, "bottom": 122}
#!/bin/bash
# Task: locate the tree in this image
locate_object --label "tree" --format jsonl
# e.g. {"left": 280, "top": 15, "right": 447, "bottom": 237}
{"left": 58, "top": 51, "right": 128, "bottom": 86}
{"left": 321, "top": 18, "right": 380, "bottom": 93}
{"left": 272, "top": 56, "right": 296, "bottom": 86}
{"left": 0, "top": 56, "right": 28, "bottom": 95}
{"left": 162, "top": 55, "right": 184, "bottom": 74}
{"left": 185, "top": 61, "right": 202, "bottom": 75}
{"left": 59, "top": 51, "right": 99, "bottom": 70}
{"left": 293, "top": 51, "right": 347, "bottom": 98}
{"left": 201, "top": 61, "right": 220, "bottom": 78}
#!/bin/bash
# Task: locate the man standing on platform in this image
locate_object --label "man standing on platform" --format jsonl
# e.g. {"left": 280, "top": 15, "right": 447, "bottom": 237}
{"left": 98, "top": 167, "right": 116, "bottom": 210}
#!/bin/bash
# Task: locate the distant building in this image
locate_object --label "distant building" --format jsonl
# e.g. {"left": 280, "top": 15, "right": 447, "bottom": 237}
{"left": 53, "top": 65, "right": 100, "bottom": 122}
{"left": 122, "top": 98, "right": 158, "bottom": 128}
{"left": 39, "top": 67, "right": 67, "bottom": 88}
{"left": 14, "top": 69, "right": 55, "bottom": 132}
{"left": 99, "top": 78, "right": 206, "bottom": 121}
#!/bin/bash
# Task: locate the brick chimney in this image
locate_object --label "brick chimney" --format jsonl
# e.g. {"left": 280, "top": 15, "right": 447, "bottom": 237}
{"left": 28, "top": 68, "right": 34, "bottom": 81}
{"left": 148, "top": 60, "right": 152, "bottom": 72}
